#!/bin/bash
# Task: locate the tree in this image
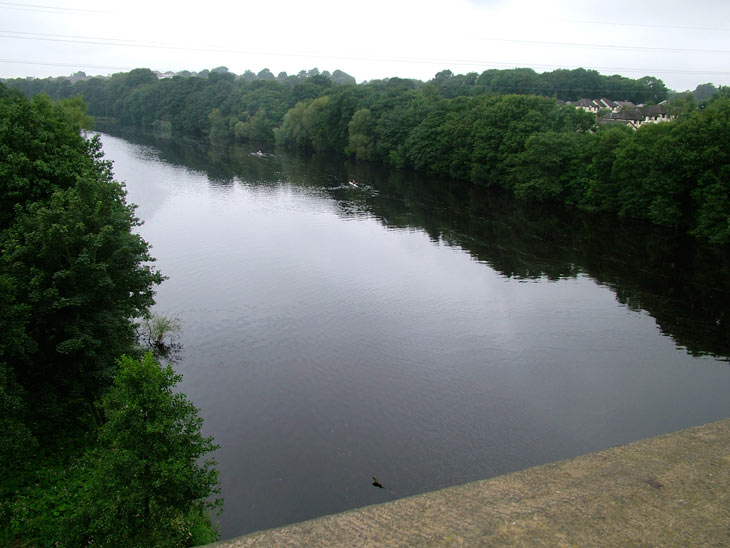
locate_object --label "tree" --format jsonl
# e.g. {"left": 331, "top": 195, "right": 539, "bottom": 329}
{"left": 374, "top": 91, "right": 429, "bottom": 167}
{"left": 490, "top": 68, "right": 544, "bottom": 95}
{"left": 470, "top": 94, "right": 561, "bottom": 188}
{"left": 0, "top": 90, "right": 220, "bottom": 547}
{"left": 0, "top": 91, "right": 94, "bottom": 228}
{"left": 207, "top": 107, "right": 231, "bottom": 142}
{"left": 275, "top": 99, "right": 312, "bottom": 148}
{"left": 1, "top": 133, "right": 163, "bottom": 435}
{"left": 693, "top": 83, "right": 718, "bottom": 102}
{"left": 0, "top": 361, "right": 36, "bottom": 479}
{"left": 636, "top": 76, "right": 669, "bottom": 104}
{"left": 257, "top": 68, "right": 275, "bottom": 81}
{"left": 347, "top": 108, "right": 377, "bottom": 160}
{"left": 402, "top": 99, "right": 450, "bottom": 174}
{"left": 301, "top": 96, "right": 331, "bottom": 151}
{"left": 583, "top": 125, "right": 633, "bottom": 211}
{"left": 331, "top": 69, "right": 356, "bottom": 86}
{"left": 612, "top": 122, "right": 694, "bottom": 228}
{"left": 511, "top": 131, "right": 592, "bottom": 204}
{"left": 291, "top": 74, "right": 332, "bottom": 103}
{"left": 69, "top": 353, "right": 220, "bottom": 547}
{"left": 686, "top": 97, "right": 730, "bottom": 243}
{"left": 58, "top": 95, "right": 94, "bottom": 130}
{"left": 668, "top": 92, "right": 697, "bottom": 120}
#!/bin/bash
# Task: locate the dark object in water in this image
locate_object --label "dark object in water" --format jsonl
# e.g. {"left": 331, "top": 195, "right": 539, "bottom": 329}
{"left": 372, "top": 476, "right": 384, "bottom": 489}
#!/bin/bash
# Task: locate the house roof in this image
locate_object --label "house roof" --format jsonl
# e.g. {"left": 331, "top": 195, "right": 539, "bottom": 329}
{"left": 643, "top": 104, "right": 670, "bottom": 116}
{"left": 573, "top": 98, "right": 598, "bottom": 108}
{"left": 599, "top": 98, "right": 618, "bottom": 109}
{"left": 603, "top": 109, "right": 644, "bottom": 121}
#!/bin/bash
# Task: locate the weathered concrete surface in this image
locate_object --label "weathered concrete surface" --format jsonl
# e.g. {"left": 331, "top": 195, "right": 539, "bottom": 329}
{"left": 208, "top": 418, "right": 730, "bottom": 547}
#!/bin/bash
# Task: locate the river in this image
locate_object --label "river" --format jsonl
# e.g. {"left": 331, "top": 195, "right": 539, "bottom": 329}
{"left": 99, "top": 131, "right": 730, "bottom": 539}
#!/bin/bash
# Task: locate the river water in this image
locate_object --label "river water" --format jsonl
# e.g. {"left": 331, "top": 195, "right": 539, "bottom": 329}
{"left": 99, "top": 131, "right": 730, "bottom": 539}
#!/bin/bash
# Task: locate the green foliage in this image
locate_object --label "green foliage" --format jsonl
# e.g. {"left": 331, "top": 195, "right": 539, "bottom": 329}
{"left": 511, "top": 131, "right": 592, "bottom": 204}
{"left": 275, "top": 99, "right": 313, "bottom": 148}
{"left": 685, "top": 98, "right": 730, "bottom": 242}
{"left": 58, "top": 95, "right": 94, "bottom": 130}
{"left": 636, "top": 76, "right": 669, "bottom": 104}
{"left": 612, "top": 122, "right": 690, "bottom": 227}
{"left": 0, "top": 89, "right": 165, "bottom": 437}
{"left": 693, "top": 83, "right": 718, "bottom": 102}
{"left": 693, "top": 167, "right": 730, "bottom": 243}
{"left": 347, "top": 108, "right": 377, "bottom": 160}
{"left": 301, "top": 95, "right": 333, "bottom": 151}
{"left": 3, "top": 355, "right": 219, "bottom": 548}
{"left": 2, "top": 456, "right": 91, "bottom": 547}
{"left": 374, "top": 91, "right": 429, "bottom": 167}
{"left": 208, "top": 107, "right": 232, "bottom": 142}
{"left": 431, "top": 66, "right": 668, "bottom": 103}
{"left": 0, "top": 363, "right": 36, "bottom": 480}
{"left": 331, "top": 69, "right": 356, "bottom": 86}
{"left": 0, "top": 92, "right": 94, "bottom": 228}
{"left": 68, "top": 353, "right": 220, "bottom": 548}
{"left": 583, "top": 125, "right": 633, "bottom": 211}
{"left": 402, "top": 99, "right": 450, "bottom": 175}
{"left": 469, "top": 94, "right": 567, "bottom": 188}
{"left": 138, "top": 313, "right": 183, "bottom": 362}
{"left": 0, "top": 89, "right": 220, "bottom": 547}
{"left": 2, "top": 144, "right": 164, "bottom": 430}
{"left": 668, "top": 92, "right": 697, "bottom": 120}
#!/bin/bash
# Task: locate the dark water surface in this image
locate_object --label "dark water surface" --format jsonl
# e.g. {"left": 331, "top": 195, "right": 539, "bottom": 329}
{"left": 99, "top": 132, "right": 730, "bottom": 539}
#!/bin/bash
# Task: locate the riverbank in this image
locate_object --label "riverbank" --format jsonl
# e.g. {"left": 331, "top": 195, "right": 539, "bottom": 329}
{"left": 206, "top": 418, "right": 730, "bottom": 547}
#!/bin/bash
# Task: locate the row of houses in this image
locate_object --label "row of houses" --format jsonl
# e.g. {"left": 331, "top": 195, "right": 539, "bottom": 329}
{"left": 560, "top": 98, "right": 675, "bottom": 130}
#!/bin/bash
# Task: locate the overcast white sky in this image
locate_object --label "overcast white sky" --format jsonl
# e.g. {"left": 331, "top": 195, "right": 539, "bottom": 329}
{"left": 1, "top": 0, "right": 729, "bottom": 91}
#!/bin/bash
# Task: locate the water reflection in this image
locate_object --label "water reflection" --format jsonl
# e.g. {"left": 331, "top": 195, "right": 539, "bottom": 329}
{"left": 109, "top": 129, "right": 730, "bottom": 361}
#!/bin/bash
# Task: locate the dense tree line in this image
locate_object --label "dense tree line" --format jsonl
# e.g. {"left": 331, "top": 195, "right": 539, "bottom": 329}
{"left": 3, "top": 66, "right": 667, "bottom": 141}
{"left": 275, "top": 82, "right": 728, "bottom": 243}
{"left": 4, "top": 67, "right": 355, "bottom": 142}
{"left": 5, "top": 67, "right": 728, "bottom": 243}
{"left": 0, "top": 85, "right": 220, "bottom": 546}
{"left": 424, "top": 67, "right": 668, "bottom": 103}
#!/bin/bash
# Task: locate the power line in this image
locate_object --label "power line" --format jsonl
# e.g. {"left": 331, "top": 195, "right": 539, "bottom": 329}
{"left": 0, "top": 31, "right": 238, "bottom": 54}
{"left": 1, "top": 31, "right": 728, "bottom": 80}
{"left": 0, "top": 58, "right": 131, "bottom": 70}
{"left": 0, "top": 1, "right": 106, "bottom": 14}
{"left": 552, "top": 17, "right": 730, "bottom": 33}
{"left": 478, "top": 37, "right": 730, "bottom": 55}
{"left": 4, "top": 29, "right": 728, "bottom": 57}
{"left": 1, "top": 30, "right": 179, "bottom": 48}
{"left": 1, "top": 31, "right": 729, "bottom": 77}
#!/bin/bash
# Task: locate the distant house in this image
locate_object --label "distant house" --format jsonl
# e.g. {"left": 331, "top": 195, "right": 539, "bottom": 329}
{"left": 568, "top": 98, "right": 637, "bottom": 114}
{"left": 597, "top": 98, "right": 617, "bottom": 111}
{"left": 642, "top": 103, "right": 672, "bottom": 123}
{"left": 598, "top": 108, "right": 646, "bottom": 130}
{"left": 572, "top": 98, "right": 600, "bottom": 113}
{"left": 566, "top": 98, "right": 674, "bottom": 129}
{"left": 615, "top": 100, "right": 637, "bottom": 111}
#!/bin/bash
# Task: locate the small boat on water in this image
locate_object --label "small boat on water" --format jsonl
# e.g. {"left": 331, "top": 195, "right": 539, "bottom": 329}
{"left": 348, "top": 180, "right": 358, "bottom": 188}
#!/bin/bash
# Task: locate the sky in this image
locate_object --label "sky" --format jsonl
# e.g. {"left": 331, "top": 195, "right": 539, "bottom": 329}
{"left": 1, "top": 0, "right": 729, "bottom": 91}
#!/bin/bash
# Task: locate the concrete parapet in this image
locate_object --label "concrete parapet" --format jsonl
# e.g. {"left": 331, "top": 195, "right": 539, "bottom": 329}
{"left": 207, "top": 418, "right": 730, "bottom": 547}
